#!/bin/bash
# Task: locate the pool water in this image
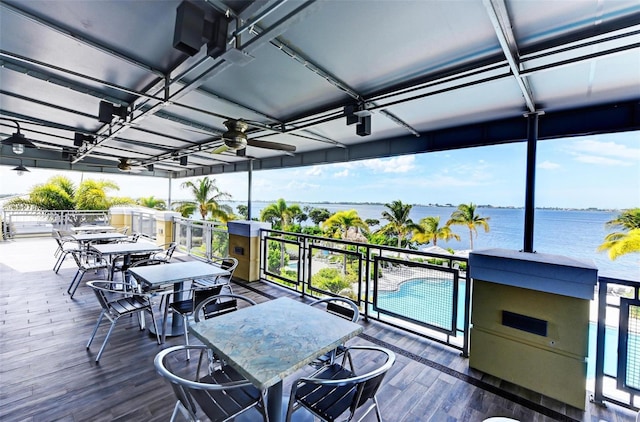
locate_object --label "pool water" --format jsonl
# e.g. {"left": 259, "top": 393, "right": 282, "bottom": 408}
{"left": 376, "top": 278, "right": 626, "bottom": 381}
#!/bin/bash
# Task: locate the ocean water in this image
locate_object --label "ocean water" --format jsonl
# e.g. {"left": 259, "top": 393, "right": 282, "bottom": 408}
{"left": 225, "top": 201, "right": 639, "bottom": 281}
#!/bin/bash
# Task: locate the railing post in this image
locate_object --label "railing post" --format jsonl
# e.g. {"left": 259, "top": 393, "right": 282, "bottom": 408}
{"left": 592, "top": 278, "right": 608, "bottom": 406}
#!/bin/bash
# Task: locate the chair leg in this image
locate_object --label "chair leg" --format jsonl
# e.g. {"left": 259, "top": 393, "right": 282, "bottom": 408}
{"left": 183, "top": 314, "right": 190, "bottom": 361}
{"left": 149, "top": 308, "right": 161, "bottom": 345}
{"left": 69, "top": 270, "right": 86, "bottom": 298}
{"left": 67, "top": 270, "right": 82, "bottom": 297}
{"left": 96, "top": 318, "right": 118, "bottom": 363}
{"left": 53, "top": 253, "right": 63, "bottom": 272}
{"left": 86, "top": 310, "right": 106, "bottom": 349}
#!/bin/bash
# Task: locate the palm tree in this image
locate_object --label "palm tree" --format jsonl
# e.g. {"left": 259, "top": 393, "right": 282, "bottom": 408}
{"left": 377, "top": 200, "right": 420, "bottom": 249}
{"left": 175, "top": 177, "right": 231, "bottom": 221}
{"left": 4, "top": 175, "right": 76, "bottom": 211}
{"left": 412, "top": 216, "right": 460, "bottom": 246}
{"left": 137, "top": 195, "right": 166, "bottom": 210}
{"left": 259, "top": 198, "right": 302, "bottom": 230}
{"left": 75, "top": 179, "right": 132, "bottom": 210}
{"left": 446, "top": 203, "right": 490, "bottom": 249}
{"left": 322, "top": 210, "right": 369, "bottom": 241}
{"left": 598, "top": 208, "right": 640, "bottom": 259}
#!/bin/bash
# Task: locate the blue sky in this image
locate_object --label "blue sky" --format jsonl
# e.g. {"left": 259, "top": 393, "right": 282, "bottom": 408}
{"left": 1, "top": 131, "right": 638, "bottom": 209}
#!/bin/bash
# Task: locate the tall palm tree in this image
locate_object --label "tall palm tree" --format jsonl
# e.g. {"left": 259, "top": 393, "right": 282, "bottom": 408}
{"left": 447, "top": 202, "right": 490, "bottom": 249}
{"left": 259, "top": 198, "right": 302, "bottom": 230}
{"left": 411, "top": 216, "right": 460, "bottom": 246}
{"left": 322, "top": 210, "right": 369, "bottom": 240}
{"left": 378, "top": 200, "right": 419, "bottom": 249}
{"left": 175, "top": 177, "right": 231, "bottom": 220}
{"left": 598, "top": 208, "right": 640, "bottom": 259}
{"left": 137, "top": 195, "right": 166, "bottom": 210}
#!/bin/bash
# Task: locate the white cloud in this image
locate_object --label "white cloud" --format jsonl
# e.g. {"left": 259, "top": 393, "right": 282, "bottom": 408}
{"left": 360, "top": 155, "right": 415, "bottom": 173}
{"left": 567, "top": 139, "right": 640, "bottom": 166}
{"left": 334, "top": 169, "right": 349, "bottom": 177}
{"left": 538, "top": 160, "right": 561, "bottom": 170}
{"left": 574, "top": 155, "right": 630, "bottom": 166}
{"left": 305, "top": 166, "right": 323, "bottom": 176}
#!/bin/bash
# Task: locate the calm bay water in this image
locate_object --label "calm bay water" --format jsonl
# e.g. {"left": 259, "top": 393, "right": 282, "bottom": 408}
{"left": 225, "top": 201, "right": 639, "bottom": 281}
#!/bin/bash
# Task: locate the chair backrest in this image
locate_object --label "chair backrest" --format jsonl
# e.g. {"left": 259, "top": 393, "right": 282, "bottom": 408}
{"left": 193, "top": 294, "right": 257, "bottom": 322}
{"left": 310, "top": 297, "right": 359, "bottom": 322}
{"left": 192, "top": 284, "right": 224, "bottom": 312}
{"left": 116, "top": 226, "right": 129, "bottom": 235}
{"left": 86, "top": 280, "right": 143, "bottom": 311}
{"left": 293, "top": 346, "right": 395, "bottom": 420}
{"left": 154, "top": 344, "right": 265, "bottom": 422}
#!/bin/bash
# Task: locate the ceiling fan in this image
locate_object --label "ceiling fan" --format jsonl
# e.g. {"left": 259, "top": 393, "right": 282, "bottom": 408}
{"left": 117, "top": 158, "right": 147, "bottom": 172}
{"left": 211, "top": 119, "right": 296, "bottom": 155}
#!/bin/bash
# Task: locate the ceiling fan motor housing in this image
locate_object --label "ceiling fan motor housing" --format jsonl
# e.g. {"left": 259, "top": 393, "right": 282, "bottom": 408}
{"left": 222, "top": 119, "right": 248, "bottom": 150}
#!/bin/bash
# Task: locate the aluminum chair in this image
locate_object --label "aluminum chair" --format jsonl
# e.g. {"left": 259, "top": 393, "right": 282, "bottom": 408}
{"left": 308, "top": 297, "right": 360, "bottom": 368}
{"left": 152, "top": 242, "right": 177, "bottom": 262}
{"left": 192, "top": 256, "right": 238, "bottom": 293}
{"left": 67, "top": 250, "right": 110, "bottom": 298}
{"left": 154, "top": 345, "right": 268, "bottom": 422}
{"left": 52, "top": 229, "right": 81, "bottom": 273}
{"left": 286, "top": 346, "right": 396, "bottom": 422}
{"left": 86, "top": 280, "right": 160, "bottom": 363}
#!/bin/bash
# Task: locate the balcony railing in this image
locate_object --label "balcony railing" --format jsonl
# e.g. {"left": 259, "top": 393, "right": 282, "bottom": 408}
{"left": 259, "top": 228, "right": 640, "bottom": 411}
{"left": 1, "top": 209, "right": 109, "bottom": 238}
{"left": 259, "top": 228, "right": 471, "bottom": 356}
{"left": 173, "top": 217, "right": 229, "bottom": 260}
{"left": 593, "top": 276, "right": 640, "bottom": 409}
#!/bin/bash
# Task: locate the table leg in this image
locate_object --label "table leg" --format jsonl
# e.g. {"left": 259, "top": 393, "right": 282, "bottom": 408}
{"left": 267, "top": 381, "right": 283, "bottom": 422}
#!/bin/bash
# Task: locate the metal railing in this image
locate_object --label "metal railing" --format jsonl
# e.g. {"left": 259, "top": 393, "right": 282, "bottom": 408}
{"left": 1, "top": 209, "right": 109, "bottom": 238}
{"left": 128, "top": 209, "right": 157, "bottom": 240}
{"left": 259, "top": 229, "right": 471, "bottom": 356}
{"left": 593, "top": 276, "right": 640, "bottom": 410}
{"left": 173, "top": 217, "right": 229, "bottom": 261}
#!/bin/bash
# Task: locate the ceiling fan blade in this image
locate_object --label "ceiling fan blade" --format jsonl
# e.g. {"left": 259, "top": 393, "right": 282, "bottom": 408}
{"left": 246, "top": 138, "right": 296, "bottom": 152}
{"left": 212, "top": 144, "right": 230, "bottom": 154}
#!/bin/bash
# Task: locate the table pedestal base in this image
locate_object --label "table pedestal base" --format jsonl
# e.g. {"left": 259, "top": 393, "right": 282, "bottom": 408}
{"left": 148, "top": 317, "right": 185, "bottom": 337}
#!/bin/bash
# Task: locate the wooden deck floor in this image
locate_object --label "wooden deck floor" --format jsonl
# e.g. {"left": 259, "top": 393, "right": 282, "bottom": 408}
{"left": 1, "top": 237, "right": 638, "bottom": 422}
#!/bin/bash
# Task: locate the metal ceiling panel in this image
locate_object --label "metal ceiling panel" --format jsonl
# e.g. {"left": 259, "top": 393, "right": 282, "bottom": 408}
{"left": 1, "top": 0, "right": 638, "bottom": 176}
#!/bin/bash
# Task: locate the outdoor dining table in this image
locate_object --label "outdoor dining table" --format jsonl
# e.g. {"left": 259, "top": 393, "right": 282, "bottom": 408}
{"left": 70, "top": 225, "right": 116, "bottom": 233}
{"left": 71, "top": 232, "right": 126, "bottom": 244}
{"left": 90, "top": 241, "right": 162, "bottom": 280}
{"left": 128, "top": 260, "right": 230, "bottom": 340}
{"left": 189, "top": 296, "right": 364, "bottom": 422}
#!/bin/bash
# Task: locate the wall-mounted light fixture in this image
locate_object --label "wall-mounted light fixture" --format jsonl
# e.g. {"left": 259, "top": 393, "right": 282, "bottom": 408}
{"left": 180, "top": 156, "right": 188, "bottom": 166}
{"left": 12, "top": 160, "right": 30, "bottom": 176}
{"left": 1, "top": 120, "right": 36, "bottom": 155}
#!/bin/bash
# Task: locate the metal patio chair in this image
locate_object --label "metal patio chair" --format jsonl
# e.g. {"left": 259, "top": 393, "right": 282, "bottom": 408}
{"left": 67, "top": 249, "right": 110, "bottom": 298}
{"left": 86, "top": 280, "right": 160, "bottom": 363}
{"left": 286, "top": 345, "right": 396, "bottom": 422}
{"left": 308, "top": 297, "right": 360, "bottom": 368}
{"left": 192, "top": 256, "right": 238, "bottom": 293}
{"left": 154, "top": 345, "right": 268, "bottom": 422}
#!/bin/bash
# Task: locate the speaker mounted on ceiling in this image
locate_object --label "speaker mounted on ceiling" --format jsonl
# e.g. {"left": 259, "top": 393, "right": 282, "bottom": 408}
{"left": 173, "top": 1, "right": 230, "bottom": 59}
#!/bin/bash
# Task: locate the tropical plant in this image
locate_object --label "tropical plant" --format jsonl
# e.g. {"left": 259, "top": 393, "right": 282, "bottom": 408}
{"left": 411, "top": 216, "right": 460, "bottom": 246}
{"left": 322, "top": 210, "right": 369, "bottom": 241}
{"left": 236, "top": 204, "right": 249, "bottom": 220}
{"left": 259, "top": 198, "right": 302, "bottom": 230}
{"left": 377, "top": 200, "right": 420, "bottom": 249}
{"left": 598, "top": 208, "right": 640, "bottom": 260}
{"left": 311, "top": 267, "right": 353, "bottom": 296}
{"left": 136, "top": 195, "right": 166, "bottom": 210}
{"left": 446, "top": 202, "right": 490, "bottom": 249}
{"left": 4, "top": 176, "right": 133, "bottom": 211}
{"left": 307, "top": 207, "right": 331, "bottom": 226}
{"left": 173, "top": 177, "right": 232, "bottom": 221}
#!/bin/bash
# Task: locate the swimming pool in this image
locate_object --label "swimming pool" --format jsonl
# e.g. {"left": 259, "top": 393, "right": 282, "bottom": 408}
{"left": 375, "top": 278, "right": 626, "bottom": 381}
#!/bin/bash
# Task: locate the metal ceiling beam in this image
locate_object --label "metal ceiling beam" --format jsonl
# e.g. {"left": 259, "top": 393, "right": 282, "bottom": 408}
{"left": 176, "top": 99, "right": 640, "bottom": 178}
{"left": 483, "top": 0, "right": 536, "bottom": 112}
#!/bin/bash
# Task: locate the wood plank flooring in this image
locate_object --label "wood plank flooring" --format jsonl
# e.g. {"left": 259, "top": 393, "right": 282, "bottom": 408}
{"left": 1, "top": 237, "right": 638, "bottom": 422}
